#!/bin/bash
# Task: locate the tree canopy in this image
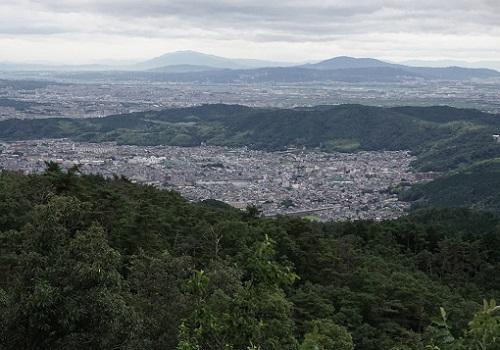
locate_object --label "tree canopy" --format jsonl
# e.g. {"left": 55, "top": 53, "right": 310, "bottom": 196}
{"left": 1, "top": 166, "right": 499, "bottom": 349}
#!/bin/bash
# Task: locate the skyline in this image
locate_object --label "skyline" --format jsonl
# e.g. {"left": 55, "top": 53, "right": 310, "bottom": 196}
{"left": 1, "top": 0, "right": 500, "bottom": 65}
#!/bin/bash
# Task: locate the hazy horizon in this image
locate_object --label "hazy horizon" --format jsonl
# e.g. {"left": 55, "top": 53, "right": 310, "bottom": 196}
{"left": 2, "top": 50, "right": 500, "bottom": 70}
{"left": 1, "top": 0, "right": 500, "bottom": 65}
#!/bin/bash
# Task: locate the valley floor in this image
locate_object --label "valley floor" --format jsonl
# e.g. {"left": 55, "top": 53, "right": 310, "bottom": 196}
{"left": 0, "top": 139, "right": 434, "bottom": 221}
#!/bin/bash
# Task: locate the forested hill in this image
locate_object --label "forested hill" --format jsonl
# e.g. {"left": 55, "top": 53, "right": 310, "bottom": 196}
{"left": 402, "top": 159, "right": 500, "bottom": 211}
{"left": 1, "top": 167, "right": 500, "bottom": 349}
{"left": 1, "top": 104, "right": 500, "bottom": 172}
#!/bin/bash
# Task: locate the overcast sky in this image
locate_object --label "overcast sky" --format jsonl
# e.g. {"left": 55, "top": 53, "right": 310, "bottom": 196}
{"left": 1, "top": 0, "right": 500, "bottom": 64}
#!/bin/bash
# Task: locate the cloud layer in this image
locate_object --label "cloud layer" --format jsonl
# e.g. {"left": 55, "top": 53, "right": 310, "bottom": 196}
{"left": 1, "top": 0, "right": 499, "bottom": 63}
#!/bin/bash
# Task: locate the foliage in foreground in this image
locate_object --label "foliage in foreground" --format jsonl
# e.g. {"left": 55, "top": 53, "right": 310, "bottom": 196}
{"left": 1, "top": 166, "right": 500, "bottom": 349}
{"left": 424, "top": 300, "right": 500, "bottom": 350}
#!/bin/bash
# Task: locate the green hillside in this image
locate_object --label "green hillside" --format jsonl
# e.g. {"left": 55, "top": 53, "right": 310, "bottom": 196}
{"left": 1, "top": 167, "right": 500, "bottom": 349}
{"left": 402, "top": 159, "right": 500, "bottom": 211}
{"left": 1, "top": 104, "right": 500, "bottom": 172}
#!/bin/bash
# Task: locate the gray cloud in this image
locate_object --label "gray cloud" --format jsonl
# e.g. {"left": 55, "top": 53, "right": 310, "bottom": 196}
{"left": 15, "top": 0, "right": 498, "bottom": 38}
{"left": 0, "top": 0, "right": 499, "bottom": 63}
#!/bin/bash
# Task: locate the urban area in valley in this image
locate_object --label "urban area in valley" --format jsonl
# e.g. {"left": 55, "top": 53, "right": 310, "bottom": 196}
{"left": 0, "top": 139, "right": 434, "bottom": 221}
{"left": 1, "top": 78, "right": 500, "bottom": 120}
{"left": 1, "top": 56, "right": 497, "bottom": 222}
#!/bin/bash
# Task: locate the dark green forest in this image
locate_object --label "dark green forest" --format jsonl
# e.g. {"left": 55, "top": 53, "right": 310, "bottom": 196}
{"left": 402, "top": 160, "right": 500, "bottom": 211}
{"left": 1, "top": 166, "right": 499, "bottom": 350}
{"left": 2, "top": 103, "right": 500, "bottom": 212}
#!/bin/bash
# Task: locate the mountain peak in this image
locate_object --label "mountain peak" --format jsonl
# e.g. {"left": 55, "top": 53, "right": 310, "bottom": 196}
{"left": 309, "top": 56, "right": 395, "bottom": 70}
{"left": 133, "top": 50, "right": 291, "bottom": 71}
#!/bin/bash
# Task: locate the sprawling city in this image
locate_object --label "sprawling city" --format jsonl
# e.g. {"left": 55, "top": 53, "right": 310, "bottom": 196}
{"left": 0, "top": 139, "right": 432, "bottom": 221}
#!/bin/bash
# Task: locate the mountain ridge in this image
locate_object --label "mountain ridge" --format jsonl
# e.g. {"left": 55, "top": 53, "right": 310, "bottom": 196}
{"left": 303, "top": 56, "right": 396, "bottom": 70}
{"left": 131, "top": 50, "right": 293, "bottom": 70}
{"left": 2, "top": 52, "right": 499, "bottom": 81}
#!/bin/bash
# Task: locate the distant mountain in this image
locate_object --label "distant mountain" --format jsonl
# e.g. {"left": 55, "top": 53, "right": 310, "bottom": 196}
{"left": 404, "top": 66, "right": 500, "bottom": 80}
{"left": 147, "top": 64, "right": 222, "bottom": 73}
{"left": 132, "top": 50, "right": 292, "bottom": 70}
{"left": 303, "top": 56, "right": 500, "bottom": 80}
{"left": 303, "top": 56, "right": 396, "bottom": 70}
{"left": 402, "top": 59, "right": 500, "bottom": 72}
{"left": 0, "top": 51, "right": 292, "bottom": 72}
{"left": 86, "top": 55, "right": 500, "bottom": 81}
{"left": 2, "top": 53, "right": 499, "bottom": 82}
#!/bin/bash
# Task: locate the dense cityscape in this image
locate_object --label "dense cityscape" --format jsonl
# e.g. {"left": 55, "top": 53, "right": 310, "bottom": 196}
{"left": 0, "top": 139, "right": 433, "bottom": 221}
